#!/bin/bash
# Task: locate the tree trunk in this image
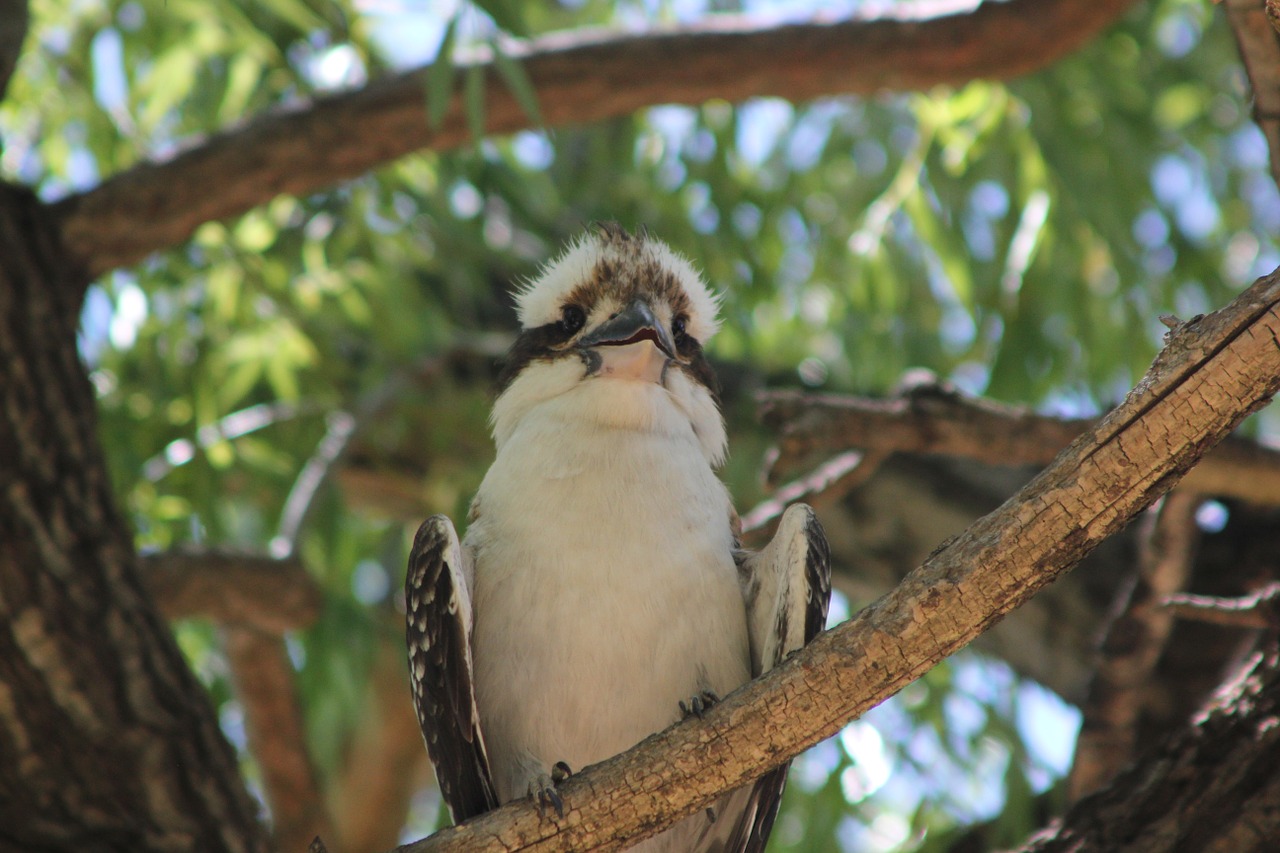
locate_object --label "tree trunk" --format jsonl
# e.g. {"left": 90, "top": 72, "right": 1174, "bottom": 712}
{"left": 0, "top": 182, "right": 268, "bottom": 853}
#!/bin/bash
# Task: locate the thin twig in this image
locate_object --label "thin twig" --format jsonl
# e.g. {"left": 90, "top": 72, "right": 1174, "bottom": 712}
{"left": 1163, "top": 583, "right": 1280, "bottom": 630}
{"left": 740, "top": 449, "right": 884, "bottom": 537}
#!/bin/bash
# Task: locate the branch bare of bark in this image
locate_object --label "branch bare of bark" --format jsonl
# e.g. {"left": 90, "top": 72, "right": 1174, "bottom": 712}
{"left": 388, "top": 271, "right": 1280, "bottom": 851}
{"left": 139, "top": 549, "right": 322, "bottom": 633}
{"left": 760, "top": 383, "right": 1280, "bottom": 507}
{"left": 49, "top": 0, "right": 1139, "bottom": 279}
{"left": 225, "top": 627, "right": 335, "bottom": 853}
{"left": 1225, "top": 0, "right": 1280, "bottom": 190}
{"left": 1066, "top": 490, "right": 1201, "bottom": 802}
{"left": 1164, "top": 582, "right": 1280, "bottom": 630}
{"left": 739, "top": 449, "right": 885, "bottom": 538}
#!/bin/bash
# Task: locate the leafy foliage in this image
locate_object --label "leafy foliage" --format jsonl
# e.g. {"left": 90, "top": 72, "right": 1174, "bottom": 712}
{"left": 3, "top": 0, "right": 1276, "bottom": 849}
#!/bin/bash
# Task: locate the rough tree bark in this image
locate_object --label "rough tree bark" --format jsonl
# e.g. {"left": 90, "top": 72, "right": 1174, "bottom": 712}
{"left": 0, "top": 1, "right": 1268, "bottom": 851}
{"left": 0, "top": 183, "right": 269, "bottom": 852}
{"left": 1025, "top": 643, "right": 1280, "bottom": 853}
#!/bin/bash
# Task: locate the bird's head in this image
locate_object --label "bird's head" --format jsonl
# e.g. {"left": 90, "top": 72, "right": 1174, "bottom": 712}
{"left": 491, "top": 223, "right": 727, "bottom": 466}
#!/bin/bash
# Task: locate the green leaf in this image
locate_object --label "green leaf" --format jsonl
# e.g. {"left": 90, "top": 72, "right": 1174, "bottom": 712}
{"left": 491, "top": 40, "right": 542, "bottom": 128}
{"left": 471, "top": 0, "right": 528, "bottom": 37}
{"left": 464, "top": 63, "right": 486, "bottom": 143}
{"left": 426, "top": 16, "right": 460, "bottom": 132}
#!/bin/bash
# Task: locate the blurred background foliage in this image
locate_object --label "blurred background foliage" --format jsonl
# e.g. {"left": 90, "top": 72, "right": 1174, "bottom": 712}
{"left": 2, "top": 0, "right": 1277, "bottom": 849}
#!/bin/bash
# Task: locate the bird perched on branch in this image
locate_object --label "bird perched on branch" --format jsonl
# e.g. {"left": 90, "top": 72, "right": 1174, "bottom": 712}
{"left": 406, "top": 223, "right": 831, "bottom": 852}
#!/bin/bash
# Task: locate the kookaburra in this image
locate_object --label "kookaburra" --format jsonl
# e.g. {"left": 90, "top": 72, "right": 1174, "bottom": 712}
{"left": 406, "top": 223, "right": 831, "bottom": 851}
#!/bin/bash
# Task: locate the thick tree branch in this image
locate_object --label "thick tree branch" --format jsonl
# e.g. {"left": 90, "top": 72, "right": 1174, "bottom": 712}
{"left": 139, "top": 550, "right": 322, "bottom": 633}
{"left": 225, "top": 627, "right": 335, "bottom": 853}
{"left": 390, "top": 271, "right": 1280, "bottom": 851}
{"left": 1225, "top": 0, "right": 1280, "bottom": 190}
{"left": 760, "top": 383, "right": 1280, "bottom": 507}
{"left": 1022, "top": 644, "right": 1280, "bottom": 852}
{"left": 49, "top": 0, "right": 1139, "bottom": 279}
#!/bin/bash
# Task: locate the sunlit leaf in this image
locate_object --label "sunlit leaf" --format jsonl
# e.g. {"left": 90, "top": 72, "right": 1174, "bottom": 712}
{"left": 491, "top": 40, "right": 542, "bottom": 128}
{"left": 464, "top": 62, "right": 486, "bottom": 142}
{"left": 426, "top": 15, "right": 459, "bottom": 131}
{"left": 472, "top": 0, "right": 528, "bottom": 37}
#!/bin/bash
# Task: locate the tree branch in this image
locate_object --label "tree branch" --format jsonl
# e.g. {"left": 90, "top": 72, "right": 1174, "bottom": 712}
{"left": 137, "top": 549, "right": 331, "bottom": 849}
{"left": 1066, "top": 490, "right": 1201, "bottom": 801}
{"left": 139, "top": 549, "right": 322, "bottom": 634}
{"left": 739, "top": 449, "right": 885, "bottom": 537}
{"left": 49, "top": 0, "right": 1139, "bottom": 279}
{"left": 1224, "top": 0, "right": 1280, "bottom": 191}
{"left": 389, "top": 271, "right": 1280, "bottom": 850}
{"left": 1022, "top": 643, "right": 1280, "bottom": 852}
{"left": 1164, "top": 582, "right": 1280, "bottom": 630}
{"left": 760, "top": 382, "right": 1280, "bottom": 507}
{"left": 225, "top": 627, "right": 335, "bottom": 853}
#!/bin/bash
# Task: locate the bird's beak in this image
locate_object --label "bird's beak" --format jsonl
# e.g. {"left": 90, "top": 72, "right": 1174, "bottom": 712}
{"left": 578, "top": 299, "right": 676, "bottom": 382}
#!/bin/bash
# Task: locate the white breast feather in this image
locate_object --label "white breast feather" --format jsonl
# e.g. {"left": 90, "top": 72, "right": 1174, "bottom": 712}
{"left": 465, "top": 364, "right": 748, "bottom": 852}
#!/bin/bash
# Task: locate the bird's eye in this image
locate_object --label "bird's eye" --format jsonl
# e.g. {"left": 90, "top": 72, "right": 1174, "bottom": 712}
{"left": 672, "top": 314, "right": 690, "bottom": 345}
{"left": 559, "top": 304, "right": 586, "bottom": 335}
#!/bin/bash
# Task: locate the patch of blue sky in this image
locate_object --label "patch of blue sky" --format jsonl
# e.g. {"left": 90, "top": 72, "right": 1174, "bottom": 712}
{"left": 1151, "top": 153, "right": 1221, "bottom": 243}
{"left": 1015, "top": 679, "right": 1080, "bottom": 785}
{"left": 365, "top": 0, "right": 460, "bottom": 70}
{"left": 91, "top": 28, "right": 129, "bottom": 116}
{"left": 512, "top": 130, "right": 554, "bottom": 170}
{"left": 304, "top": 43, "right": 369, "bottom": 91}
{"left": 1195, "top": 499, "right": 1229, "bottom": 534}
{"left": 736, "top": 99, "right": 793, "bottom": 168}
{"left": 78, "top": 285, "right": 114, "bottom": 366}
{"left": 1154, "top": 9, "right": 1201, "bottom": 59}
{"left": 1242, "top": 171, "right": 1280, "bottom": 234}
{"left": 78, "top": 271, "right": 148, "bottom": 364}
{"left": 786, "top": 101, "right": 846, "bottom": 171}
{"left": 1132, "top": 207, "right": 1171, "bottom": 249}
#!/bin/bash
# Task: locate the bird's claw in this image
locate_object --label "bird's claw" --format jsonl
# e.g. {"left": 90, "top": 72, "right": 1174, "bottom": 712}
{"left": 679, "top": 689, "right": 720, "bottom": 719}
{"left": 529, "top": 762, "right": 572, "bottom": 818}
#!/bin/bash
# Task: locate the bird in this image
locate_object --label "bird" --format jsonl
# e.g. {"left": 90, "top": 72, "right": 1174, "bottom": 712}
{"left": 406, "top": 223, "right": 832, "bottom": 852}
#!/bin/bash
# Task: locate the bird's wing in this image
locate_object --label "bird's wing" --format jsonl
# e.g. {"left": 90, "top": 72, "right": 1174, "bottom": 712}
{"left": 725, "top": 503, "right": 832, "bottom": 853}
{"left": 406, "top": 514, "right": 498, "bottom": 823}
{"left": 737, "top": 503, "right": 832, "bottom": 677}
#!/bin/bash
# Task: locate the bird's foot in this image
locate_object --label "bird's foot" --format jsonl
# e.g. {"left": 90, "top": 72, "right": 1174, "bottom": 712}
{"left": 679, "top": 689, "right": 720, "bottom": 719}
{"left": 528, "top": 761, "right": 572, "bottom": 818}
